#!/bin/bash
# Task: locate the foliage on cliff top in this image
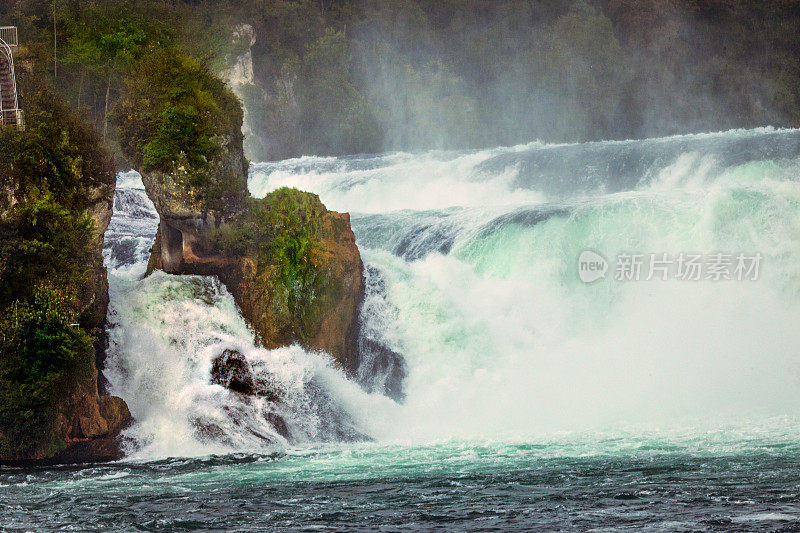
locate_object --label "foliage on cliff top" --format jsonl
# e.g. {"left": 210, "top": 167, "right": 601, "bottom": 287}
{"left": 0, "top": 70, "right": 107, "bottom": 315}
{"left": 0, "top": 73, "right": 115, "bottom": 213}
{"left": 115, "top": 48, "right": 243, "bottom": 178}
{"left": 0, "top": 70, "right": 108, "bottom": 316}
{"left": 211, "top": 187, "right": 331, "bottom": 341}
{"left": 213, "top": 188, "right": 323, "bottom": 274}
{"left": 249, "top": 187, "right": 324, "bottom": 283}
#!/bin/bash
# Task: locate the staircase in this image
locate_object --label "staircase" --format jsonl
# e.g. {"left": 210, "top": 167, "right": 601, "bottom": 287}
{"left": 0, "top": 26, "right": 22, "bottom": 130}
{"left": 0, "top": 55, "right": 17, "bottom": 126}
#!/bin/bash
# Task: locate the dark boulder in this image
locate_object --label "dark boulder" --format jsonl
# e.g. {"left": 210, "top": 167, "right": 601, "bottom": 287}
{"left": 210, "top": 349, "right": 255, "bottom": 395}
{"left": 210, "top": 349, "right": 280, "bottom": 402}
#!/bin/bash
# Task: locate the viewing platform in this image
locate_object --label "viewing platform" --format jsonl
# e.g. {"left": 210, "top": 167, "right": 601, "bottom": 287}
{"left": 0, "top": 26, "right": 23, "bottom": 130}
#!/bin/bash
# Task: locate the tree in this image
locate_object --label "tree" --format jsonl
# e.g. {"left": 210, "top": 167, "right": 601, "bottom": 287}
{"left": 65, "top": 7, "right": 155, "bottom": 139}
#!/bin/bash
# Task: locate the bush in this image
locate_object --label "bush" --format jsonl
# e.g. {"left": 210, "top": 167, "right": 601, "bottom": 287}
{"left": 211, "top": 187, "right": 326, "bottom": 335}
{"left": 115, "top": 48, "right": 243, "bottom": 178}
{"left": 0, "top": 195, "right": 95, "bottom": 311}
{"left": 251, "top": 188, "right": 323, "bottom": 287}
{"left": 0, "top": 74, "right": 115, "bottom": 212}
{"left": 0, "top": 285, "right": 95, "bottom": 458}
{"left": 213, "top": 188, "right": 323, "bottom": 274}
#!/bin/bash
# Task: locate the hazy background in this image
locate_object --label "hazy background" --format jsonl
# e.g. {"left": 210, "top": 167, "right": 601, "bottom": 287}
{"left": 4, "top": 0, "right": 800, "bottom": 161}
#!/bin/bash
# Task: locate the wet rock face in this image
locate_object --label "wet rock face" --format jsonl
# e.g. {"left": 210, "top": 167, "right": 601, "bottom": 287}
{"left": 207, "top": 349, "right": 288, "bottom": 441}
{"left": 357, "top": 338, "right": 407, "bottom": 402}
{"left": 210, "top": 349, "right": 279, "bottom": 402}
{"left": 1, "top": 369, "right": 133, "bottom": 466}
{"left": 352, "top": 264, "right": 408, "bottom": 401}
{"left": 206, "top": 348, "right": 370, "bottom": 444}
{"left": 57, "top": 362, "right": 131, "bottom": 450}
{"left": 62, "top": 380, "right": 131, "bottom": 449}
{"left": 210, "top": 349, "right": 256, "bottom": 396}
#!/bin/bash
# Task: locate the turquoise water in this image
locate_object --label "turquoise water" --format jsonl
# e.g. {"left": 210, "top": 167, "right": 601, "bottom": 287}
{"left": 4, "top": 427, "right": 800, "bottom": 530}
{"left": 4, "top": 128, "right": 800, "bottom": 530}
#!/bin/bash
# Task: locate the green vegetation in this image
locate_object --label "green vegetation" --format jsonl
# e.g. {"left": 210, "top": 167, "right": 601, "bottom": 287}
{"left": 213, "top": 188, "right": 328, "bottom": 340}
{"left": 0, "top": 195, "right": 95, "bottom": 310}
{"left": 0, "top": 72, "right": 112, "bottom": 459}
{"left": 112, "top": 47, "right": 246, "bottom": 214}
{"left": 115, "top": 48, "right": 242, "bottom": 175}
{"left": 287, "top": 27, "right": 381, "bottom": 156}
{"left": 0, "top": 286, "right": 95, "bottom": 458}
{"left": 4, "top": 0, "right": 799, "bottom": 162}
{"left": 0, "top": 74, "right": 115, "bottom": 211}
{"left": 2, "top": 1, "right": 236, "bottom": 164}
{"left": 0, "top": 72, "right": 111, "bottom": 314}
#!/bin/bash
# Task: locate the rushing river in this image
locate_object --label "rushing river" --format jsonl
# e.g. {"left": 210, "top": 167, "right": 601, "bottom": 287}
{"left": 3, "top": 127, "right": 800, "bottom": 531}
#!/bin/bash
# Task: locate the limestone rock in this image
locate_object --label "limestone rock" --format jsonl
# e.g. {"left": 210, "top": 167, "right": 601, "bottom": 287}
{"left": 210, "top": 349, "right": 280, "bottom": 403}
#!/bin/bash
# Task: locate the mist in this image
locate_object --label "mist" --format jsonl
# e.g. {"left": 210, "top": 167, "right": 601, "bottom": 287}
{"left": 232, "top": 0, "right": 800, "bottom": 161}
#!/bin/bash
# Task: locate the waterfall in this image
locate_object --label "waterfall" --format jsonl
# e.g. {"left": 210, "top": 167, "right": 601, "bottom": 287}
{"left": 104, "top": 128, "right": 800, "bottom": 458}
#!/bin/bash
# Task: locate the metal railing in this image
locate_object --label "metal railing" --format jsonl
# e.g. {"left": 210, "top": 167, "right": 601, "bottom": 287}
{"left": 0, "top": 27, "right": 17, "bottom": 48}
{"left": 0, "top": 26, "right": 23, "bottom": 130}
{"left": 1, "top": 109, "right": 24, "bottom": 129}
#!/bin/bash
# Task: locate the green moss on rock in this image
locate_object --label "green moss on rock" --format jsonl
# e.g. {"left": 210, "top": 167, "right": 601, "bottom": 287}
{"left": 210, "top": 187, "right": 347, "bottom": 345}
{"left": 115, "top": 48, "right": 246, "bottom": 213}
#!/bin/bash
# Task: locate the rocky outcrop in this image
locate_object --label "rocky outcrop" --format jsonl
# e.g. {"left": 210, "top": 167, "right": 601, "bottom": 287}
{"left": 0, "top": 70, "right": 130, "bottom": 464}
{"left": 221, "top": 23, "right": 270, "bottom": 162}
{"left": 49, "top": 368, "right": 131, "bottom": 464}
{"left": 211, "top": 349, "right": 257, "bottom": 396}
{"left": 207, "top": 348, "right": 363, "bottom": 443}
{"left": 0, "top": 187, "right": 130, "bottom": 466}
{"left": 207, "top": 349, "right": 290, "bottom": 440}
{"left": 119, "top": 50, "right": 364, "bottom": 372}
{"left": 145, "top": 186, "right": 364, "bottom": 371}
{"left": 210, "top": 349, "right": 279, "bottom": 402}
{"left": 0, "top": 378, "right": 130, "bottom": 465}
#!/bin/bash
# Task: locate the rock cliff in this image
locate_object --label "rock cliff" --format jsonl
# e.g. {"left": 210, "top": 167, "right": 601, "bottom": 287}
{"left": 0, "top": 70, "right": 130, "bottom": 464}
{"left": 118, "top": 49, "right": 364, "bottom": 371}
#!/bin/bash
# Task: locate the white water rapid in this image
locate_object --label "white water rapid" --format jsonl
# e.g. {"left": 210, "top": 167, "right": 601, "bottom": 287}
{"left": 104, "top": 128, "right": 800, "bottom": 458}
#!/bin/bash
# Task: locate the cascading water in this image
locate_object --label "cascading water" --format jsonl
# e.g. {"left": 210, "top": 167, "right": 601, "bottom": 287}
{"left": 103, "top": 127, "right": 800, "bottom": 457}
{"left": 249, "top": 127, "right": 800, "bottom": 440}
{"left": 103, "top": 173, "right": 396, "bottom": 459}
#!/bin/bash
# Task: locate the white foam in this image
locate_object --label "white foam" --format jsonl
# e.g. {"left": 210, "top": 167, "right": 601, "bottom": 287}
{"left": 104, "top": 272, "right": 397, "bottom": 459}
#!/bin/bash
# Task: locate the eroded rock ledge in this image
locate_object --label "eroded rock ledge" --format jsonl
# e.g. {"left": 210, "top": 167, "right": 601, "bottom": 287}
{"left": 145, "top": 187, "right": 364, "bottom": 370}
